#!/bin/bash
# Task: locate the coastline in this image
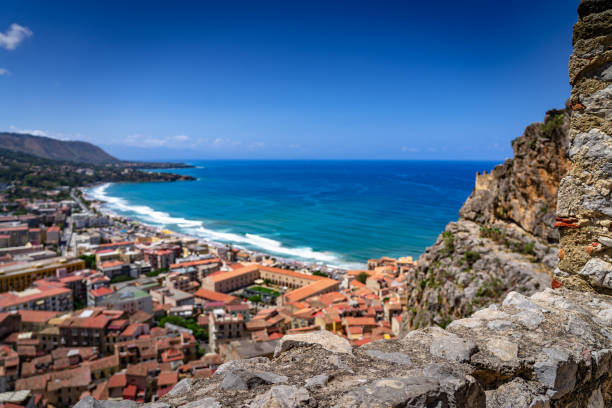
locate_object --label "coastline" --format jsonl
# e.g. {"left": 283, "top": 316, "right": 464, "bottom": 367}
{"left": 81, "top": 183, "right": 363, "bottom": 273}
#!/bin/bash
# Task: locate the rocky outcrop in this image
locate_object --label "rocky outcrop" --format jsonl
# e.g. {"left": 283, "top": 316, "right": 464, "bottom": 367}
{"left": 401, "top": 107, "right": 570, "bottom": 330}
{"left": 460, "top": 108, "right": 571, "bottom": 244}
{"left": 555, "top": 0, "right": 612, "bottom": 294}
{"left": 76, "top": 289, "right": 612, "bottom": 407}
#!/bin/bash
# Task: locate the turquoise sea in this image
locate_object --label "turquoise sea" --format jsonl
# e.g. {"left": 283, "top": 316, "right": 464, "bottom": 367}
{"left": 87, "top": 160, "right": 498, "bottom": 268}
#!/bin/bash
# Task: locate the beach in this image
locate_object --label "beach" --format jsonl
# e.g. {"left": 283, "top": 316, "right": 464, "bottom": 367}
{"left": 84, "top": 160, "right": 497, "bottom": 268}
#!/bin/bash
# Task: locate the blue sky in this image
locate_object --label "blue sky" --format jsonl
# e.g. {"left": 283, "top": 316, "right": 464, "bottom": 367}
{"left": 0, "top": 1, "right": 578, "bottom": 160}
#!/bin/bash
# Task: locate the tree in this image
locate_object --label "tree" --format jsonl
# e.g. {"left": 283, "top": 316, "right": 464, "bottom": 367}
{"left": 79, "top": 254, "right": 96, "bottom": 269}
{"left": 356, "top": 271, "right": 369, "bottom": 284}
{"left": 158, "top": 315, "right": 208, "bottom": 341}
{"left": 249, "top": 295, "right": 262, "bottom": 304}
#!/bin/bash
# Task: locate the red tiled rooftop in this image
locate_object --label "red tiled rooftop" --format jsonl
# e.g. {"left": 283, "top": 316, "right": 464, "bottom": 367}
{"left": 0, "top": 285, "right": 71, "bottom": 309}
{"left": 344, "top": 316, "right": 378, "bottom": 327}
{"left": 18, "top": 310, "right": 60, "bottom": 323}
{"left": 194, "top": 288, "right": 237, "bottom": 304}
{"left": 283, "top": 278, "right": 339, "bottom": 303}
{"left": 161, "top": 349, "right": 184, "bottom": 363}
{"left": 121, "top": 323, "right": 146, "bottom": 337}
{"left": 157, "top": 370, "right": 178, "bottom": 387}
{"left": 99, "top": 260, "right": 125, "bottom": 269}
{"left": 170, "top": 258, "right": 220, "bottom": 269}
{"left": 99, "top": 241, "right": 134, "bottom": 248}
{"left": 107, "top": 319, "right": 128, "bottom": 331}
{"left": 108, "top": 373, "right": 127, "bottom": 388}
{"left": 123, "top": 384, "right": 138, "bottom": 400}
{"left": 90, "top": 287, "right": 113, "bottom": 297}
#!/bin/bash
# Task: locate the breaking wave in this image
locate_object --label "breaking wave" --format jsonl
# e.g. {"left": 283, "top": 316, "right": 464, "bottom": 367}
{"left": 86, "top": 183, "right": 361, "bottom": 269}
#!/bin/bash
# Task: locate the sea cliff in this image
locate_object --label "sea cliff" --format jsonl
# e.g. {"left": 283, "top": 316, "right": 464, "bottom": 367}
{"left": 400, "top": 106, "right": 571, "bottom": 330}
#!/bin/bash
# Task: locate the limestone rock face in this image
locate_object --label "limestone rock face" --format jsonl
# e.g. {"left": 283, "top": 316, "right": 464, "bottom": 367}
{"left": 114, "top": 289, "right": 612, "bottom": 408}
{"left": 556, "top": 0, "right": 612, "bottom": 292}
{"left": 401, "top": 107, "right": 570, "bottom": 330}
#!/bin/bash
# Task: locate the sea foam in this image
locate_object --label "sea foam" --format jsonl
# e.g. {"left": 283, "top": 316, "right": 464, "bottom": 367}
{"left": 86, "top": 183, "right": 361, "bottom": 269}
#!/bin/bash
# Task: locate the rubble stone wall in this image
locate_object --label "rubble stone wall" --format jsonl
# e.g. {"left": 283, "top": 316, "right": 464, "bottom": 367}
{"left": 555, "top": 0, "right": 612, "bottom": 294}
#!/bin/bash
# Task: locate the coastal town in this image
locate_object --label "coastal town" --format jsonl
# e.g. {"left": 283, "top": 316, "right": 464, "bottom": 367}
{"left": 0, "top": 184, "right": 417, "bottom": 407}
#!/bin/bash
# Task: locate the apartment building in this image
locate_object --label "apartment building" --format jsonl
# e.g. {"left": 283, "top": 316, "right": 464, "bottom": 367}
{"left": 96, "top": 287, "right": 153, "bottom": 314}
{"left": 150, "top": 288, "right": 194, "bottom": 308}
{"left": 208, "top": 310, "right": 245, "bottom": 352}
{"left": 0, "top": 283, "right": 73, "bottom": 312}
{"left": 0, "top": 257, "right": 85, "bottom": 292}
{"left": 58, "top": 309, "right": 123, "bottom": 350}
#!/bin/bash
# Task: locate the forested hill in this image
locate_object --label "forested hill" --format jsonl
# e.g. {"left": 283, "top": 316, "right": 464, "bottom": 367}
{"left": 0, "top": 148, "right": 194, "bottom": 200}
{"left": 0, "top": 132, "right": 120, "bottom": 164}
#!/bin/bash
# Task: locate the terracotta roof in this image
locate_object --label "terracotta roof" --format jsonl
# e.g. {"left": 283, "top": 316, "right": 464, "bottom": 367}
{"left": 120, "top": 323, "right": 146, "bottom": 337}
{"left": 317, "top": 291, "right": 347, "bottom": 306}
{"left": 89, "top": 287, "right": 113, "bottom": 297}
{"left": 204, "top": 264, "right": 259, "bottom": 283}
{"left": 194, "top": 288, "right": 238, "bottom": 304}
{"left": 283, "top": 278, "right": 339, "bottom": 303}
{"left": 18, "top": 310, "right": 60, "bottom": 323}
{"left": 157, "top": 370, "right": 178, "bottom": 387}
{"left": 123, "top": 384, "right": 138, "bottom": 399}
{"left": 99, "top": 260, "right": 125, "bottom": 269}
{"left": 61, "top": 314, "right": 112, "bottom": 330}
{"left": 99, "top": 241, "right": 134, "bottom": 248}
{"left": 344, "top": 316, "right": 378, "bottom": 327}
{"left": 84, "top": 355, "right": 119, "bottom": 372}
{"left": 51, "top": 347, "right": 96, "bottom": 361}
{"left": 126, "top": 360, "right": 158, "bottom": 377}
{"left": 107, "top": 319, "right": 128, "bottom": 331}
{"left": 161, "top": 349, "right": 184, "bottom": 363}
{"left": 170, "top": 258, "right": 220, "bottom": 269}
{"left": 225, "top": 302, "right": 250, "bottom": 312}
{"left": 0, "top": 285, "right": 71, "bottom": 309}
{"left": 108, "top": 373, "right": 127, "bottom": 388}
{"left": 15, "top": 373, "right": 49, "bottom": 392}
{"left": 129, "top": 310, "right": 153, "bottom": 324}
{"left": 0, "top": 226, "right": 28, "bottom": 232}
{"left": 46, "top": 366, "right": 92, "bottom": 392}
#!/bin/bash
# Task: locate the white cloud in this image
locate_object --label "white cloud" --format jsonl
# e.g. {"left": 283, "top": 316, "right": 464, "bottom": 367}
{"left": 172, "top": 134, "right": 189, "bottom": 142}
{"left": 119, "top": 134, "right": 260, "bottom": 151}
{"left": 9, "top": 125, "right": 49, "bottom": 137}
{"left": 123, "top": 134, "right": 208, "bottom": 148}
{"left": 9, "top": 125, "right": 89, "bottom": 142}
{"left": 0, "top": 24, "right": 33, "bottom": 51}
{"left": 0, "top": 68, "right": 9, "bottom": 76}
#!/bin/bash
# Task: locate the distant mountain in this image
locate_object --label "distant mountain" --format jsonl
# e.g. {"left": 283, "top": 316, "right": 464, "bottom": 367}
{"left": 0, "top": 132, "right": 120, "bottom": 164}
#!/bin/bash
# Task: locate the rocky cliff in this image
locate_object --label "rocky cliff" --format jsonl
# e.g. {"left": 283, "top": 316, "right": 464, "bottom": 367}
{"left": 401, "top": 107, "right": 570, "bottom": 330}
